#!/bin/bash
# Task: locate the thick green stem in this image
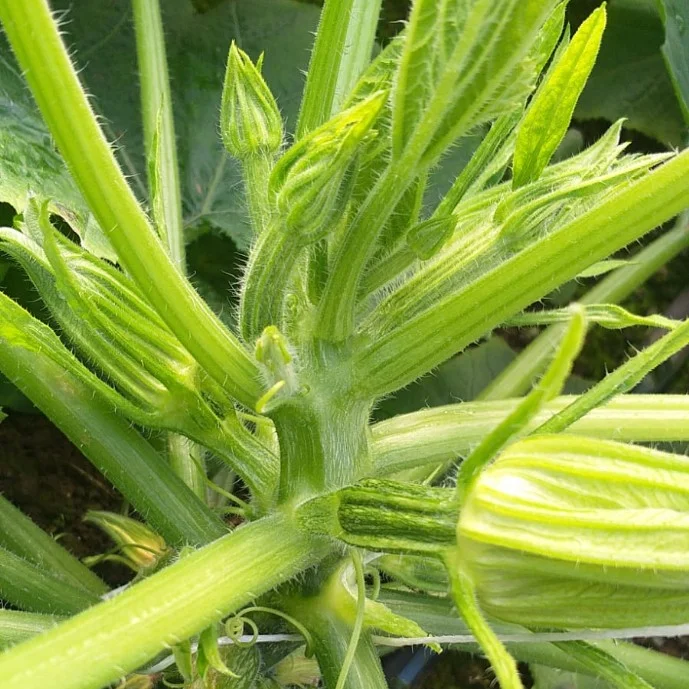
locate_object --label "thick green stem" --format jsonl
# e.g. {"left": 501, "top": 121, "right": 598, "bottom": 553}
{"left": 132, "top": 0, "right": 185, "bottom": 270}
{"left": 371, "top": 394, "right": 689, "bottom": 476}
{"left": 0, "top": 547, "right": 100, "bottom": 615}
{"left": 353, "top": 150, "right": 689, "bottom": 397}
{"left": 242, "top": 154, "right": 275, "bottom": 234}
{"left": 0, "top": 0, "right": 262, "bottom": 409}
{"left": 479, "top": 211, "right": 689, "bottom": 400}
{"left": 0, "top": 493, "right": 106, "bottom": 596}
{"left": 239, "top": 225, "right": 303, "bottom": 343}
{"left": 296, "top": 0, "right": 382, "bottom": 138}
{"left": 271, "top": 379, "right": 371, "bottom": 502}
{"left": 285, "top": 586, "right": 388, "bottom": 689}
{"left": 0, "top": 516, "right": 324, "bottom": 689}
{"left": 0, "top": 610, "right": 62, "bottom": 651}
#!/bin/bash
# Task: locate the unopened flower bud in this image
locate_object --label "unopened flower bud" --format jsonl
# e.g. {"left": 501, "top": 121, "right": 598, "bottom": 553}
{"left": 84, "top": 511, "right": 167, "bottom": 572}
{"left": 221, "top": 42, "right": 283, "bottom": 159}
{"left": 270, "top": 91, "right": 387, "bottom": 241}
{"left": 458, "top": 434, "right": 689, "bottom": 628}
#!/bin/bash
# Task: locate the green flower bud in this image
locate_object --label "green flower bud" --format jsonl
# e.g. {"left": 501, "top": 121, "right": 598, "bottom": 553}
{"left": 84, "top": 511, "right": 167, "bottom": 572}
{"left": 221, "top": 42, "right": 283, "bottom": 159}
{"left": 458, "top": 434, "right": 689, "bottom": 629}
{"left": 270, "top": 91, "right": 387, "bottom": 241}
{"left": 0, "top": 200, "right": 217, "bottom": 435}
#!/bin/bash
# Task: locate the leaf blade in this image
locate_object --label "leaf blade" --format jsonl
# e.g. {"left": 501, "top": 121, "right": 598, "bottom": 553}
{"left": 513, "top": 5, "right": 607, "bottom": 187}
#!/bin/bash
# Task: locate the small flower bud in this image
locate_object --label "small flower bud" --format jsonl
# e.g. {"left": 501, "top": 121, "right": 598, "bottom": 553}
{"left": 458, "top": 434, "right": 689, "bottom": 628}
{"left": 221, "top": 42, "right": 283, "bottom": 159}
{"left": 270, "top": 91, "right": 387, "bottom": 241}
{"left": 84, "top": 511, "right": 167, "bottom": 572}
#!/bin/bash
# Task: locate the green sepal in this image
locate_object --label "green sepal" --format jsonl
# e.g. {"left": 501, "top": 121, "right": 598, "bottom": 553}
{"left": 197, "top": 624, "right": 240, "bottom": 681}
{"left": 513, "top": 5, "right": 607, "bottom": 187}
{"left": 406, "top": 215, "right": 457, "bottom": 261}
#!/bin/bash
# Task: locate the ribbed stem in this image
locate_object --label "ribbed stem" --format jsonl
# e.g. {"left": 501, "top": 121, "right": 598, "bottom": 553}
{"left": 0, "top": 493, "right": 106, "bottom": 596}
{"left": 479, "top": 211, "right": 689, "bottom": 400}
{"left": 0, "top": 293, "right": 226, "bottom": 546}
{"left": 0, "top": 0, "right": 262, "bottom": 408}
{"left": 371, "top": 394, "right": 689, "bottom": 476}
{"left": 132, "top": 0, "right": 185, "bottom": 270}
{"left": 0, "top": 516, "right": 324, "bottom": 689}
{"left": 0, "top": 610, "right": 62, "bottom": 651}
{"left": 0, "top": 547, "right": 100, "bottom": 615}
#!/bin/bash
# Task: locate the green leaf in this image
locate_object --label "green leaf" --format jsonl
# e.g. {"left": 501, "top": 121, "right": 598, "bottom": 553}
{"left": 0, "top": 59, "right": 116, "bottom": 261}
{"left": 513, "top": 6, "right": 607, "bottom": 187}
{"left": 657, "top": 0, "right": 689, "bottom": 122}
{"left": 575, "top": 0, "right": 686, "bottom": 147}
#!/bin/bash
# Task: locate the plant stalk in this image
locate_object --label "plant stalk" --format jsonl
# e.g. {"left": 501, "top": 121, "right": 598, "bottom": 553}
{"left": 132, "top": 0, "right": 185, "bottom": 270}
{"left": 371, "top": 394, "right": 689, "bottom": 476}
{"left": 0, "top": 516, "right": 324, "bottom": 689}
{"left": 0, "top": 294, "right": 226, "bottom": 546}
{"left": 296, "top": 0, "right": 382, "bottom": 138}
{"left": 479, "top": 210, "right": 689, "bottom": 400}
{"left": 0, "top": 0, "right": 263, "bottom": 409}
{"left": 0, "top": 547, "right": 100, "bottom": 615}
{"left": 0, "top": 493, "right": 107, "bottom": 596}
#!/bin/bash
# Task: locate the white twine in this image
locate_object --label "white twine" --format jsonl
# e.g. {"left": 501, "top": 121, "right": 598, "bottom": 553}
{"left": 142, "top": 623, "right": 689, "bottom": 675}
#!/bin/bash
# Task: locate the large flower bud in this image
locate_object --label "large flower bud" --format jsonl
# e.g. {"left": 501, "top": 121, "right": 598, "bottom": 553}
{"left": 458, "top": 434, "right": 689, "bottom": 628}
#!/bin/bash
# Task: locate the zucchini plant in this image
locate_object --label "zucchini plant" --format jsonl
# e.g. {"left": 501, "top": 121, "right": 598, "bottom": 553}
{"left": 0, "top": 1, "right": 689, "bottom": 688}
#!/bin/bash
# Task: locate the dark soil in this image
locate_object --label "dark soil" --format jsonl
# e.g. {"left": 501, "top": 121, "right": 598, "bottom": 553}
{"left": 0, "top": 412, "right": 131, "bottom": 586}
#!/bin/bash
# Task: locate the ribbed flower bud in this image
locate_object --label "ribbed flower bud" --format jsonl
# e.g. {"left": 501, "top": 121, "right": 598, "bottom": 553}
{"left": 270, "top": 91, "right": 387, "bottom": 241}
{"left": 221, "top": 42, "right": 283, "bottom": 159}
{"left": 84, "top": 511, "right": 167, "bottom": 572}
{"left": 458, "top": 434, "right": 689, "bottom": 628}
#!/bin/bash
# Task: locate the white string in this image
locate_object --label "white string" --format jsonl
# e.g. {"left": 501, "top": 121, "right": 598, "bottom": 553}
{"left": 142, "top": 623, "right": 689, "bottom": 675}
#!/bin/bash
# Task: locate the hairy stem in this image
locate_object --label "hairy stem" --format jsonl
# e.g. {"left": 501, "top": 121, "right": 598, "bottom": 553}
{"left": 371, "top": 394, "right": 689, "bottom": 476}
{"left": 479, "top": 210, "right": 689, "bottom": 399}
{"left": 0, "top": 516, "right": 324, "bottom": 689}
{"left": 132, "top": 0, "right": 185, "bottom": 270}
{"left": 0, "top": 494, "right": 106, "bottom": 596}
{"left": 296, "top": 0, "right": 382, "bottom": 138}
{"left": 0, "top": 0, "right": 262, "bottom": 409}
